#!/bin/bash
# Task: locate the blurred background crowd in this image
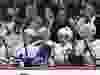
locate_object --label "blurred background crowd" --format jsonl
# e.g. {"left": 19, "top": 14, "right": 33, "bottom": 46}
{"left": 0, "top": 0, "right": 97, "bottom": 67}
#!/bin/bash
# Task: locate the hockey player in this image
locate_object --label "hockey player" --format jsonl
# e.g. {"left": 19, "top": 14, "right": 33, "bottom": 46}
{"left": 47, "top": 26, "right": 73, "bottom": 64}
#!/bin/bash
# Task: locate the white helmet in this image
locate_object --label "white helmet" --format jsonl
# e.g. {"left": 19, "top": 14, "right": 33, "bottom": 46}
{"left": 57, "top": 26, "right": 73, "bottom": 41}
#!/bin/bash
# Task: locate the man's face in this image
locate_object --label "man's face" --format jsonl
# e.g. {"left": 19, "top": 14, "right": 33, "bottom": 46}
{"left": 58, "top": 34, "right": 70, "bottom": 43}
{"left": 8, "top": 8, "right": 19, "bottom": 16}
{"left": 77, "top": 17, "right": 96, "bottom": 39}
{"left": 80, "top": 3, "right": 95, "bottom": 17}
{"left": 30, "top": 17, "right": 42, "bottom": 29}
